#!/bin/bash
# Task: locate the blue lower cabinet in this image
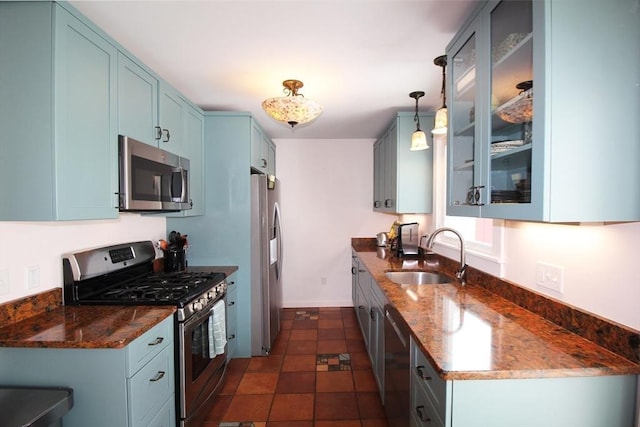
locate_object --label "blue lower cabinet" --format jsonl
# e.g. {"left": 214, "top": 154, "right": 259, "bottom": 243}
{"left": 0, "top": 316, "right": 176, "bottom": 427}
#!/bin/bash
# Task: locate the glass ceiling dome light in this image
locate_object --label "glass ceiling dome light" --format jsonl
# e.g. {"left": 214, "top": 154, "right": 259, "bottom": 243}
{"left": 409, "top": 91, "right": 429, "bottom": 151}
{"left": 261, "top": 79, "right": 323, "bottom": 128}
{"left": 432, "top": 55, "right": 448, "bottom": 135}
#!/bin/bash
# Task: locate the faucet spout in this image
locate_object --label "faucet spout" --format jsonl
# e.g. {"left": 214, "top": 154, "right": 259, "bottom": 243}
{"left": 425, "top": 227, "right": 467, "bottom": 285}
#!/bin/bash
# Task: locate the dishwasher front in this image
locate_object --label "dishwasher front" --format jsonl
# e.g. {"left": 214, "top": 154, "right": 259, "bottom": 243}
{"left": 384, "top": 304, "right": 410, "bottom": 426}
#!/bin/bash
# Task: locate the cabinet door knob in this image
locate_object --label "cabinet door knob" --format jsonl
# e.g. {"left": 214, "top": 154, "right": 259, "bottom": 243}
{"left": 352, "top": 267, "right": 357, "bottom": 275}
{"left": 149, "top": 371, "right": 166, "bottom": 382}
{"left": 229, "top": 334, "right": 236, "bottom": 340}
{"left": 416, "top": 365, "right": 432, "bottom": 381}
{"left": 148, "top": 337, "right": 164, "bottom": 346}
{"left": 261, "top": 158, "right": 267, "bottom": 168}
{"left": 415, "top": 405, "right": 432, "bottom": 423}
{"left": 228, "top": 301, "right": 235, "bottom": 306}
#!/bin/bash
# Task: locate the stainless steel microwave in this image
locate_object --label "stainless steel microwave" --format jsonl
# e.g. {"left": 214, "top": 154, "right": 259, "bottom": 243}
{"left": 118, "top": 135, "right": 192, "bottom": 212}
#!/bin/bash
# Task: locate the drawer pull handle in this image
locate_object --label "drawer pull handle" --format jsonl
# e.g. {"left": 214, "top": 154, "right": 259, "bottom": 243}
{"left": 148, "top": 337, "right": 164, "bottom": 346}
{"left": 150, "top": 371, "right": 165, "bottom": 382}
{"left": 416, "top": 366, "right": 432, "bottom": 381}
{"left": 229, "top": 334, "right": 236, "bottom": 340}
{"left": 228, "top": 301, "right": 235, "bottom": 306}
{"left": 415, "top": 405, "right": 432, "bottom": 423}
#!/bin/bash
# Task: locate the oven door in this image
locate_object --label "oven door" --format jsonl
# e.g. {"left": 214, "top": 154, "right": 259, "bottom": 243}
{"left": 178, "top": 295, "right": 227, "bottom": 426}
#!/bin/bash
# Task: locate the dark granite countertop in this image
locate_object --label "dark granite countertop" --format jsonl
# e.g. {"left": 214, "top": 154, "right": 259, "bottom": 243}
{"left": 352, "top": 242, "right": 640, "bottom": 380}
{"left": 0, "top": 265, "right": 238, "bottom": 349}
{"left": 0, "top": 305, "right": 176, "bottom": 349}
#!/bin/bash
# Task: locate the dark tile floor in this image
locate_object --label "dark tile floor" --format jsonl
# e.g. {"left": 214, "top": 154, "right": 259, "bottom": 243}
{"left": 201, "top": 307, "right": 389, "bottom": 426}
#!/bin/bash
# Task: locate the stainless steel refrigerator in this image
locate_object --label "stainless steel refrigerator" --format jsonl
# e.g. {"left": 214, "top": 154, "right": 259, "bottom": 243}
{"left": 250, "top": 174, "right": 283, "bottom": 355}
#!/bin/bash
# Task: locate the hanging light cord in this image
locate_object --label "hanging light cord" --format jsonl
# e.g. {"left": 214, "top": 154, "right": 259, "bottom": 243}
{"left": 440, "top": 59, "right": 447, "bottom": 108}
{"left": 414, "top": 96, "right": 422, "bottom": 131}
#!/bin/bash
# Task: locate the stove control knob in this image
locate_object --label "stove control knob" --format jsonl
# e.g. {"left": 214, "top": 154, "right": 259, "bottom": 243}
{"left": 192, "top": 299, "right": 204, "bottom": 312}
{"left": 207, "top": 291, "right": 215, "bottom": 300}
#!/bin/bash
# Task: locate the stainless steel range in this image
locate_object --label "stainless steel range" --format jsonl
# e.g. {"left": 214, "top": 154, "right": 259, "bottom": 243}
{"left": 62, "top": 240, "right": 228, "bottom": 427}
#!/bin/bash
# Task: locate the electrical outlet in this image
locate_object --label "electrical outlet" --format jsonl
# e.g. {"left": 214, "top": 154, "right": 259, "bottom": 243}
{"left": 26, "top": 265, "right": 40, "bottom": 289}
{"left": 536, "top": 262, "right": 564, "bottom": 293}
{"left": 0, "top": 268, "right": 9, "bottom": 294}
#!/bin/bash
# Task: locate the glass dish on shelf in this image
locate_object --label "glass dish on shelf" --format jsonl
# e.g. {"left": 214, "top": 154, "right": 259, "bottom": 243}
{"left": 490, "top": 139, "right": 524, "bottom": 154}
{"left": 495, "top": 81, "right": 533, "bottom": 124}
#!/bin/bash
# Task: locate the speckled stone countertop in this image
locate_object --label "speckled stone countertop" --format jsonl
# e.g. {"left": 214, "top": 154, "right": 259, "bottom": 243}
{"left": 353, "top": 244, "right": 640, "bottom": 380}
{"left": 0, "top": 265, "right": 238, "bottom": 349}
{"left": 0, "top": 305, "right": 176, "bottom": 349}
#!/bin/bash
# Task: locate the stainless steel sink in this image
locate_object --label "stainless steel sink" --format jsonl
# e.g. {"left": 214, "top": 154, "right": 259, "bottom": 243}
{"left": 385, "top": 271, "right": 452, "bottom": 285}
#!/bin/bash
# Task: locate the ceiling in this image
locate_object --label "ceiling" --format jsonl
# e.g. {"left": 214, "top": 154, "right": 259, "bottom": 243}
{"left": 70, "top": 0, "right": 478, "bottom": 140}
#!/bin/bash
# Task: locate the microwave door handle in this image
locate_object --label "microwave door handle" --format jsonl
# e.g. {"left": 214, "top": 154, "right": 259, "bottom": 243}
{"left": 181, "top": 168, "right": 188, "bottom": 201}
{"left": 169, "top": 168, "right": 182, "bottom": 202}
{"left": 153, "top": 175, "right": 162, "bottom": 199}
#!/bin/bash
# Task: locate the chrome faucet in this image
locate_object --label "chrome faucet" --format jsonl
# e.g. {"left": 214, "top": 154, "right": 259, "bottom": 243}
{"left": 425, "top": 227, "right": 467, "bottom": 284}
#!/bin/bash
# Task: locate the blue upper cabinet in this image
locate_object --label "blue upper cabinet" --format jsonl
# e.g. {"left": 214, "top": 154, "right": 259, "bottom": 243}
{"left": 374, "top": 112, "right": 434, "bottom": 214}
{"left": 167, "top": 101, "right": 204, "bottom": 217}
{"left": 0, "top": 2, "right": 118, "bottom": 220}
{"left": 251, "top": 121, "right": 276, "bottom": 175}
{"left": 117, "top": 53, "right": 185, "bottom": 156}
{"left": 158, "top": 83, "right": 185, "bottom": 156}
{"left": 446, "top": 0, "right": 640, "bottom": 222}
{"left": 117, "top": 53, "right": 159, "bottom": 146}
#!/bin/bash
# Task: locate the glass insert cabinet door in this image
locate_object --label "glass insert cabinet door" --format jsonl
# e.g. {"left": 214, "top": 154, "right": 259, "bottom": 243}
{"left": 488, "top": 0, "right": 533, "bottom": 207}
{"left": 447, "top": 0, "right": 533, "bottom": 215}
{"left": 448, "top": 27, "right": 479, "bottom": 209}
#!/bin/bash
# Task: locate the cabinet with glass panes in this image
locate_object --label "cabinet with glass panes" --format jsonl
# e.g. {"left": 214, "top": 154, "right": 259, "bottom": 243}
{"left": 445, "top": 0, "right": 640, "bottom": 222}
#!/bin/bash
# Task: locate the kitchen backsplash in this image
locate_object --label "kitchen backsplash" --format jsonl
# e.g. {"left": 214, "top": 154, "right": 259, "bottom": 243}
{"left": 0, "top": 214, "right": 166, "bottom": 304}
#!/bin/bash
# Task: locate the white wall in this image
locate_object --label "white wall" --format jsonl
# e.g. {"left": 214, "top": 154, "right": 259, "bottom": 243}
{"left": 0, "top": 214, "right": 166, "bottom": 303}
{"left": 503, "top": 220, "right": 640, "bottom": 331}
{"left": 275, "top": 138, "right": 397, "bottom": 307}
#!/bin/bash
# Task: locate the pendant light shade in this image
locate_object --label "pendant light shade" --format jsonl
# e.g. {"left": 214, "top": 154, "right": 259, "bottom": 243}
{"left": 432, "top": 106, "right": 448, "bottom": 135}
{"left": 262, "top": 79, "right": 323, "bottom": 128}
{"left": 409, "top": 91, "right": 429, "bottom": 151}
{"left": 432, "top": 55, "right": 448, "bottom": 135}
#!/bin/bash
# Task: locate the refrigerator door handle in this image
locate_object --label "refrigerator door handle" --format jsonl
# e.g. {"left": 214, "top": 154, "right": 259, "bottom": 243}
{"left": 273, "top": 202, "right": 283, "bottom": 279}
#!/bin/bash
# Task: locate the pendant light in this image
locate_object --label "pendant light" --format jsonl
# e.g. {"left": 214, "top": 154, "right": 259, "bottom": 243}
{"left": 409, "top": 91, "right": 429, "bottom": 151}
{"left": 432, "top": 55, "right": 448, "bottom": 135}
{"left": 262, "top": 79, "right": 323, "bottom": 128}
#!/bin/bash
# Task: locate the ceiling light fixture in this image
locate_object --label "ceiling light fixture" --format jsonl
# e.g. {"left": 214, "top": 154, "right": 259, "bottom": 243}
{"left": 409, "top": 91, "right": 429, "bottom": 151}
{"left": 261, "top": 79, "right": 323, "bottom": 128}
{"left": 432, "top": 55, "right": 448, "bottom": 135}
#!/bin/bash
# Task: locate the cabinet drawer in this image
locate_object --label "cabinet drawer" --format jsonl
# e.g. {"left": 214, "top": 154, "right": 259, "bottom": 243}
{"left": 127, "top": 316, "right": 173, "bottom": 377}
{"left": 127, "top": 344, "right": 175, "bottom": 427}
{"left": 411, "top": 378, "right": 444, "bottom": 427}
{"left": 146, "top": 394, "right": 176, "bottom": 427}
{"left": 411, "top": 341, "right": 446, "bottom": 419}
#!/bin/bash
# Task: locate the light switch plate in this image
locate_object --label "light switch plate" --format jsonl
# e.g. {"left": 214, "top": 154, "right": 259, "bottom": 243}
{"left": 26, "top": 265, "right": 40, "bottom": 289}
{"left": 536, "top": 262, "right": 564, "bottom": 293}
